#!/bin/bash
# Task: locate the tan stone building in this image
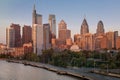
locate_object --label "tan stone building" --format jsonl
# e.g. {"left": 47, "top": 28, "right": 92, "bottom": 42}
{"left": 116, "top": 36, "right": 120, "bottom": 49}
{"left": 106, "top": 31, "right": 115, "bottom": 49}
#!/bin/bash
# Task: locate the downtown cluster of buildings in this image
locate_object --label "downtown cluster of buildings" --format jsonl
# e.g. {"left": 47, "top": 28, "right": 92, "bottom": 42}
{"left": 1, "top": 4, "right": 120, "bottom": 57}
{"left": 74, "top": 19, "right": 120, "bottom": 51}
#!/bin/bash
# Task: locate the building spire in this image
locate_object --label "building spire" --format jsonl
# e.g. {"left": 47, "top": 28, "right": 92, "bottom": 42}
{"left": 33, "top": 0, "right": 36, "bottom": 11}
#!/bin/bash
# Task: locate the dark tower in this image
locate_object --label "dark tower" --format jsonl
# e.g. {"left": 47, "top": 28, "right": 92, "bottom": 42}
{"left": 80, "top": 18, "right": 89, "bottom": 35}
{"left": 32, "top": 4, "right": 37, "bottom": 25}
{"left": 10, "top": 24, "right": 21, "bottom": 47}
{"left": 96, "top": 20, "right": 105, "bottom": 34}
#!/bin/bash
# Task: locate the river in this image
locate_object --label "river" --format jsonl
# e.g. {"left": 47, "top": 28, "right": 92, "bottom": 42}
{"left": 0, "top": 60, "right": 80, "bottom": 80}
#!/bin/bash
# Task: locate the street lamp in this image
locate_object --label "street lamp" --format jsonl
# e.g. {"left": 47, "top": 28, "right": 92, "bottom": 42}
{"left": 107, "top": 64, "right": 109, "bottom": 73}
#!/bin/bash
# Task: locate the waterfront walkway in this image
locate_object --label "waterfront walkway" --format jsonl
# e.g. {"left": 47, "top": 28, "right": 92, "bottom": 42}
{"left": 7, "top": 60, "right": 120, "bottom": 80}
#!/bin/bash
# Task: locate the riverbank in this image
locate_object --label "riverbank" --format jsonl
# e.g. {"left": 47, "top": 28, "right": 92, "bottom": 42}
{"left": 90, "top": 70, "right": 120, "bottom": 78}
{"left": 6, "top": 59, "right": 120, "bottom": 80}
{"left": 6, "top": 59, "right": 93, "bottom": 80}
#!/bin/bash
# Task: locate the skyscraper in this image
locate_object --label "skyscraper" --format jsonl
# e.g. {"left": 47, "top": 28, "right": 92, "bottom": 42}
{"left": 6, "top": 27, "right": 15, "bottom": 48}
{"left": 49, "top": 14, "right": 56, "bottom": 38}
{"left": 80, "top": 18, "right": 89, "bottom": 35}
{"left": 32, "top": 4, "right": 43, "bottom": 55}
{"left": 32, "top": 24, "right": 44, "bottom": 55}
{"left": 10, "top": 23, "right": 21, "bottom": 47}
{"left": 96, "top": 20, "right": 105, "bottom": 35}
{"left": 58, "top": 20, "right": 71, "bottom": 44}
{"left": 36, "top": 14, "right": 42, "bottom": 25}
{"left": 43, "top": 24, "right": 51, "bottom": 49}
{"left": 106, "top": 31, "right": 115, "bottom": 49}
{"left": 32, "top": 4, "right": 37, "bottom": 25}
{"left": 114, "top": 31, "right": 118, "bottom": 49}
{"left": 22, "top": 25, "right": 32, "bottom": 44}
{"left": 32, "top": 4, "right": 42, "bottom": 25}
{"left": 116, "top": 36, "right": 120, "bottom": 49}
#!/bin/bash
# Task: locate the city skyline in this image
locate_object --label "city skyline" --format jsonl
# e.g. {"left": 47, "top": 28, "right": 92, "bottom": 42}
{"left": 0, "top": 0, "right": 120, "bottom": 43}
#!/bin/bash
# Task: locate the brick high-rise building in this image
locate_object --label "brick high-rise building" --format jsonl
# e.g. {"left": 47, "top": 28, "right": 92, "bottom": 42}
{"left": 114, "top": 31, "right": 118, "bottom": 49}
{"left": 43, "top": 24, "right": 51, "bottom": 50}
{"left": 10, "top": 23, "right": 21, "bottom": 47}
{"left": 22, "top": 25, "right": 32, "bottom": 44}
{"left": 106, "top": 31, "right": 115, "bottom": 49}
{"left": 58, "top": 20, "right": 71, "bottom": 45}
{"left": 116, "top": 36, "right": 120, "bottom": 49}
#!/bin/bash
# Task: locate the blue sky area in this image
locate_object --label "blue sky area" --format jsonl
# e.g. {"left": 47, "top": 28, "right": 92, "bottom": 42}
{"left": 0, "top": 0, "right": 120, "bottom": 43}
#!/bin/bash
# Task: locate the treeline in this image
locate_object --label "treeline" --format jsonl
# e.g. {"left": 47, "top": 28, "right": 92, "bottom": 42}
{"left": 1, "top": 49, "right": 120, "bottom": 69}
{"left": 22, "top": 49, "right": 120, "bottom": 69}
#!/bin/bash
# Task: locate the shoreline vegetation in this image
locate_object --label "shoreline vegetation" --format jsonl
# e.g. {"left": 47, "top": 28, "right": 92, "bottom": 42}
{"left": 0, "top": 49, "right": 120, "bottom": 79}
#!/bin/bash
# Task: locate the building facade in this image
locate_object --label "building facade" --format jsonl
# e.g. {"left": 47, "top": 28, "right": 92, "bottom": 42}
{"left": 10, "top": 23, "right": 21, "bottom": 47}
{"left": 43, "top": 24, "right": 51, "bottom": 50}
{"left": 49, "top": 14, "right": 56, "bottom": 38}
{"left": 116, "top": 36, "right": 120, "bottom": 49}
{"left": 32, "top": 4, "right": 43, "bottom": 55}
{"left": 32, "top": 24, "right": 44, "bottom": 55}
{"left": 6, "top": 27, "right": 15, "bottom": 48}
{"left": 80, "top": 18, "right": 89, "bottom": 35}
{"left": 58, "top": 20, "right": 71, "bottom": 45}
{"left": 96, "top": 20, "right": 105, "bottom": 35}
{"left": 22, "top": 25, "right": 32, "bottom": 44}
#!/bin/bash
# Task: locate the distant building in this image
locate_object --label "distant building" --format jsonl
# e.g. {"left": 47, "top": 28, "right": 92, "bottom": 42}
{"left": 32, "top": 4, "right": 43, "bottom": 55}
{"left": 94, "top": 35, "right": 107, "bottom": 50}
{"left": 43, "top": 24, "right": 51, "bottom": 49}
{"left": 116, "top": 36, "right": 120, "bottom": 49}
{"left": 114, "top": 31, "right": 118, "bottom": 49}
{"left": 6, "top": 27, "right": 15, "bottom": 48}
{"left": 22, "top": 25, "right": 32, "bottom": 44}
{"left": 106, "top": 31, "right": 115, "bottom": 49}
{"left": 74, "top": 18, "right": 93, "bottom": 50}
{"left": 49, "top": 14, "right": 56, "bottom": 38}
{"left": 32, "top": 4, "right": 42, "bottom": 25}
{"left": 10, "top": 23, "right": 22, "bottom": 47}
{"left": 32, "top": 24, "right": 44, "bottom": 55}
{"left": 96, "top": 20, "right": 105, "bottom": 35}
{"left": 23, "top": 42, "right": 33, "bottom": 54}
{"left": 32, "top": 4, "right": 37, "bottom": 25}
{"left": 80, "top": 18, "right": 89, "bottom": 35}
{"left": 12, "top": 47, "right": 24, "bottom": 57}
{"left": 66, "top": 38, "right": 72, "bottom": 46}
{"left": 58, "top": 20, "right": 71, "bottom": 45}
{"left": 70, "top": 44, "right": 80, "bottom": 52}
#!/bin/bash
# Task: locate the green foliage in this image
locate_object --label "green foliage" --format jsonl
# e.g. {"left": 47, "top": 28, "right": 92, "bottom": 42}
{"left": 116, "top": 52, "right": 120, "bottom": 61}
{"left": 0, "top": 53, "right": 13, "bottom": 59}
{"left": 100, "top": 63, "right": 107, "bottom": 69}
{"left": 23, "top": 53, "right": 39, "bottom": 62}
{"left": 40, "top": 48, "right": 54, "bottom": 63}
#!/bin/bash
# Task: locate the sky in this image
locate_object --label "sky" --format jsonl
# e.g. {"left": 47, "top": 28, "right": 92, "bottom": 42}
{"left": 0, "top": 0, "right": 120, "bottom": 44}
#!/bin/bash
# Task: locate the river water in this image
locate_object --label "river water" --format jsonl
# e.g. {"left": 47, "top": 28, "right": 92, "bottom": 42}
{"left": 0, "top": 60, "right": 79, "bottom": 80}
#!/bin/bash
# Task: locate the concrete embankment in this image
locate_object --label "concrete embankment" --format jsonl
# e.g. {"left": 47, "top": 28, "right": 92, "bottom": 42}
{"left": 7, "top": 60, "right": 93, "bottom": 80}
{"left": 90, "top": 70, "right": 120, "bottom": 78}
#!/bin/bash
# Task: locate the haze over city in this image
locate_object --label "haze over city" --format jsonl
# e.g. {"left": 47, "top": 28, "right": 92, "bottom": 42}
{"left": 0, "top": 0, "right": 120, "bottom": 43}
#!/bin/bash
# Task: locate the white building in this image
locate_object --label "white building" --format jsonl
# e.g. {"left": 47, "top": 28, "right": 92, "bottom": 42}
{"left": 49, "top": 14, "right": 56, "bottom": 38}
{"left": 32, "top": 3, "right": 43, "bottom": 55}
{"left": 6, "top": 27, "right": 15, "bottom": 48}
{"left": 32, "top": 24, "right": 44, "bottom": 55}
